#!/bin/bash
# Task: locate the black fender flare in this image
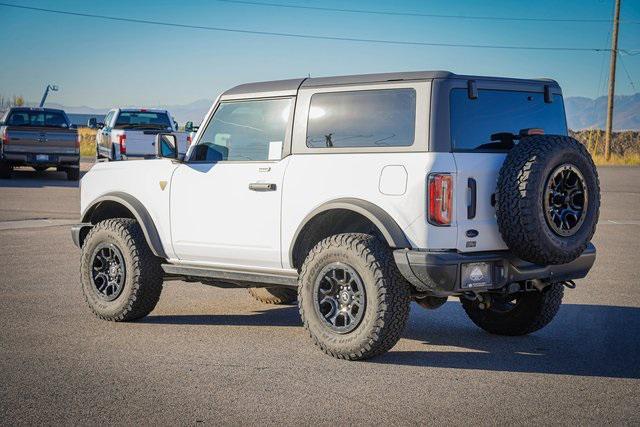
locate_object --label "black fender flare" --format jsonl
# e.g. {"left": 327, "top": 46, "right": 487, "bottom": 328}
{"left": 289, "top": 198, "right": 411, "bottom": 266}
{"left": 81, "top": 192, "right": 167, "bottom": 258}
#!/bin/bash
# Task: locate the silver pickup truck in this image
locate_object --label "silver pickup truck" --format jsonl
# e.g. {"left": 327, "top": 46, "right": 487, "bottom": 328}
{"left": 0, "top": 107, "right": 80, "bottom": 180}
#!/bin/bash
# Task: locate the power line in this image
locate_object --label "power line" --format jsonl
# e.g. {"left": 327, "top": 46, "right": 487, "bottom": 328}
{"left": 0, "top": 2, "right": 636, "bottom": 54}
{"left": 215, "top": 0, "right": 640, "bottom": 24}
{"left": 618, "top": 53, "right": 637, "bottom": 91}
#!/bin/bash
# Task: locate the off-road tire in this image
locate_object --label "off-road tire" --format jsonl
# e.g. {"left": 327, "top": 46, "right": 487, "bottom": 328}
{"left": 0, "top": 161, "right": 11, "bottom": 179}
{"left": 66, "top": 166, "right": 80, "bottom": 181}
{"left": 298, "top": 233, "right": 411, "bottom": 360}
{"left": 248, "top": 287, "right": 297, "bottom": 304}
{"left": 80, "top": 218, "right": 163, "bottom": 321}
{"left": 460, "top": 283, "right": 564, "bottom": 336}
{"left": 496, "top": 135, "right": 599, "bottom": 265}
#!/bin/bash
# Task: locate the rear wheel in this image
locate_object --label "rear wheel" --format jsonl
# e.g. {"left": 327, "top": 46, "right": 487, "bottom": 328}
{"left": 248, "top": 287, "right": 297, "bottom": 304}
{"left": 80, "top": 218, "right": 163, "bottom": 321}
{"left": 460, "top": 283, "right": 564, "bottom": 336}
{"left": 298, "top": 233, "right": 411, "bottom": 360}
{"left": 66, "top": 166, "right": 80, "bottom": 181}
{"left": 0, "top": 161, "right": 12, "bottom": 179}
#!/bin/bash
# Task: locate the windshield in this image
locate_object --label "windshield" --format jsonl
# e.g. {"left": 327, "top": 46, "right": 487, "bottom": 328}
{"left": 450, "top": 89, "right": 567, "bottom": 151}
{"left": 114, "top": 111, "right": 172, "bottom": 130}
{"left": 6, "top": 110, "right": 69, "bottom": 128}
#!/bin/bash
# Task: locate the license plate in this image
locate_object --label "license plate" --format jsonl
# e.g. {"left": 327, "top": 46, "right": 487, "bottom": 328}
{"left": 36, "top": 154, "right": 49, "bottom": 162}
{"left": 461, "top": 262, "right": 493, "bottom": 289}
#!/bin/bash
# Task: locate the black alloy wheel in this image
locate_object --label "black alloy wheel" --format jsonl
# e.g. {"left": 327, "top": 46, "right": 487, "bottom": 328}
{"left": 313, "top": 262, "right": 366, "bottom": 334}
{"left": 544, "top": 163, "right": 588, "bottom": 236}
{"left": 90, "top": 243, "right": 126, "bottom": 301}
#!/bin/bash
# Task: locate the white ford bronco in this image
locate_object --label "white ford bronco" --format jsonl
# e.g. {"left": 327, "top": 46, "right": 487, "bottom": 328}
{"left": 72, "top": 71, "right": 599, "bottom": 360}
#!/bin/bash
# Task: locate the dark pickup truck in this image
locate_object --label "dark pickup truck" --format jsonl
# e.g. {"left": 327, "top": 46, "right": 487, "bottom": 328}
{"left": 0, "top": 107, "right": 80, "bottom": 180}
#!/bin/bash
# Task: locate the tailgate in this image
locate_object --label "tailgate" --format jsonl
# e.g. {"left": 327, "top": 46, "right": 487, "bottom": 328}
{"left": 453, "top": 153, "right": 508, "bottom": 252}
{"left": 4, "top": 127, "right": 77, "bottom": 154}
{"left": 121, "top": 130, "right": 157, "bottom": 156}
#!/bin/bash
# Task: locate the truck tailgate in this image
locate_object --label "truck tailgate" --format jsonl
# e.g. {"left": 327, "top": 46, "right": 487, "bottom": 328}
{"left": 121, "top": 130, "right": 189, "bottom": 157}
{"left": 121, "top": 130, "right": 157, "bottom": 157}
{"left": 5, "top": 127, "right": 78, "bottom": 154}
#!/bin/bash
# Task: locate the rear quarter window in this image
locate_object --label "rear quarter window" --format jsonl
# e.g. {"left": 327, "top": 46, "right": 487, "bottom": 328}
{"left": 306, "top": 89, "right": 416, "bottom": 148}
{"left": 450, "top": 88, "right": 567, "bottom": 151}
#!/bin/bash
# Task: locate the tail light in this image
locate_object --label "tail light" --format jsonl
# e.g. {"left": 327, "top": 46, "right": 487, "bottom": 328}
{"left": 428, "top": 173, "right": 453, "bottom": 226}
{"left": 118, "top": 134, "right": 127, "bottom": 155}
{"left": 186, "top": 135, "right": 192, "bottom": 148}
{"left": 76, "top": 133, "right": 81, "bottom": 151}
{"left": 2, "top": 128, "right": 8, "bottom": 145}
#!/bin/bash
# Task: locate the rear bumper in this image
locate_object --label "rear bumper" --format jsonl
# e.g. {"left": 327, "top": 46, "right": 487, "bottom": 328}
{"left": 2, "top": 152, "right": 79, "bottom": 167}
{"left": 394, "top": 243, "right": 596, "bottom": 296}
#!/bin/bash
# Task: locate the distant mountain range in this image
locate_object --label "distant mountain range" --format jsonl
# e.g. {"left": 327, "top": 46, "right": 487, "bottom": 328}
{"left": 565, "top": 93, "right": 640, "bottom": 131}
{"left": 31, "top": 93, "right": 640, "bottom": 130}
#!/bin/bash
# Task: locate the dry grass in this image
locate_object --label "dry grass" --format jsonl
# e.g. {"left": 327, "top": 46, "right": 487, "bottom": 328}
{"left": 78, "top": 128, "right": 96, "bottom": 157}
{"left": 572, "top": 129, "right": 640, "bottom": 166}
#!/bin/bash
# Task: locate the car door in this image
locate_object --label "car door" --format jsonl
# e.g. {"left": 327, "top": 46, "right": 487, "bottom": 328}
{"left": 98, "top": 111, "right": 114, "bottom": 157}
{"left": 169, "top": 97, "right": 294, "bottom": 269}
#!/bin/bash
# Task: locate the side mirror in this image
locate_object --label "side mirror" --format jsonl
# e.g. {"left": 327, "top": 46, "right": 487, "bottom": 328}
{"left": 87, "top": 118, "right": 97, "bottom": 129}
{"left": 185, "top": 121, "right": 193, "bottom": 132}
{"left": 155, "top": 133, "right": 179, "bottom": 159}
{"left": 97, "top": 122, "right": 105, "bottom": 129}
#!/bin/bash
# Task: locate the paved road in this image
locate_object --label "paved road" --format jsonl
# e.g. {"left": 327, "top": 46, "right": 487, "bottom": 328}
{"left": 1, "top": 165, "right": 639, "bottom": 424}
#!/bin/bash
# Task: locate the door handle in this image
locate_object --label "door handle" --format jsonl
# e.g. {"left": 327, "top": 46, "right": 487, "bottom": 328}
{"left": 467, "top": 178, "right": 477, "bottom": 219}
{"left": 249, "top": 182, "right": 276, "bottom": 191}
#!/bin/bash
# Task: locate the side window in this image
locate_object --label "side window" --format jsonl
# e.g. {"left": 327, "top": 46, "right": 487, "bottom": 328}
{"left": 190, "top": 98, "right": 292, "bottom": 162}
{"left": 306, "top": 89, "right": 416, "bottom": 148}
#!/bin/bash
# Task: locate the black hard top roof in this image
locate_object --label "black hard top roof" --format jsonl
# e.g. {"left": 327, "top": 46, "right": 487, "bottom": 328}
{"left": 222, "top": 71, "right": 558, "bottom": 97}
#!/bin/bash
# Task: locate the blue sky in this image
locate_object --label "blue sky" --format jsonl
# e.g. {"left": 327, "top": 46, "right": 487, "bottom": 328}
{"left": 0, "top": 0, "right": 639, "bottom": 107}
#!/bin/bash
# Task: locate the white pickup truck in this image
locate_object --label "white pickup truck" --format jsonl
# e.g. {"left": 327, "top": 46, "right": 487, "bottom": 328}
{"left": 91, "top": 108, "right": 189, "bottom": 160}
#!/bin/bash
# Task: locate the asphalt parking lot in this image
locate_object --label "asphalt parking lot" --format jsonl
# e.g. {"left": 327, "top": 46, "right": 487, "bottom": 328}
{"left": 1, "top": 163, "right": 639, "bottom": 424}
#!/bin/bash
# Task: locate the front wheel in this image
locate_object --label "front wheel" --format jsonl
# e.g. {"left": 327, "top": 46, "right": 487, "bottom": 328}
{"left": 80, "top": 218, "right": 164, "bottom": 321}
{"left": 460, "top": 283, "right": 564, "bottom": 336}
{"left": 298, "top": 233, "right": 411, "bottom": 360}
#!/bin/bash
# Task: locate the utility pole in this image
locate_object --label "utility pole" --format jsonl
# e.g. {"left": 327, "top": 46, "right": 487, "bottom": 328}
{"left": 604, "top": 0, "right": 621, "bottom": 161}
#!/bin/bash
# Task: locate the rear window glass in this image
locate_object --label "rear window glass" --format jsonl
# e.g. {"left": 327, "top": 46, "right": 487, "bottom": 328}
{"left": 450, "top": 89, "right": 567, "bottom": 151}
{"left": 6, "top": 110, "right": 69, "bottom": 128}
{"left": 306, "top": 89, "right": 416, "bottom": 148}
{"left": 114, "top": 111, "right": 172, "bottom": 130}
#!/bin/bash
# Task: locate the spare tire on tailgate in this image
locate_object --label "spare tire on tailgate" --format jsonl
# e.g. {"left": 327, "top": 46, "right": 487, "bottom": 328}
{"left": 496, "top": 135, "right": 600, "bottom": 265}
